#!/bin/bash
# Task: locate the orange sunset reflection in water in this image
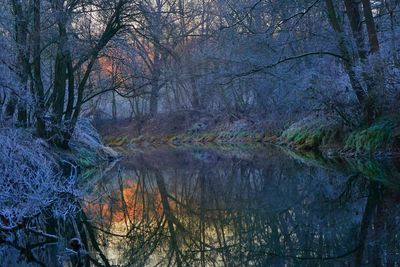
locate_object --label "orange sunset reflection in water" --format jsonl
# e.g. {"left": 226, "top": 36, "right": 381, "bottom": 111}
{"left": 83, "top": 177, "right": 176, "bottom": 230}
{"left": 77, "top": 147, "right": 400, "bottom": 267}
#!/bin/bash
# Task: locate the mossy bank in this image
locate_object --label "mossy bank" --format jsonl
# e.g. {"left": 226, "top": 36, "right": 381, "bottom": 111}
{"left": 280, "top": 116, "right": 400, "bottom": 158}
{"left": 98, "top": 112, "right": 400, "bottom": 160}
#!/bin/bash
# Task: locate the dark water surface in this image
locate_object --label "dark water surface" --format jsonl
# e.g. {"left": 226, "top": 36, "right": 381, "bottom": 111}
{"left": 80, "top": 145, "right": 400, "bottom": 267}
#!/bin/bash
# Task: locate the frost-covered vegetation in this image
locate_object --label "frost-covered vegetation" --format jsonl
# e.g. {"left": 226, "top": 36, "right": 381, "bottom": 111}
{"left": 1, "top": 0, "right": 399, "bottom": 139}
{"left": 0, "top": 0, "right": 400, "bottom": 264}
{"left": 70, "top": 119, "right": 119, "bottom": 167}
{"left": 0, "top": 128, "right": 77, "bottom": 228}
{"left": 0, "top": 128, "right": 79, "bottom": 265}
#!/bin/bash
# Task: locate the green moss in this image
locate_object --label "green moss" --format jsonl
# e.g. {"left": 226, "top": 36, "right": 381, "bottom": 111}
{"left": 281, "top": 116, "right": 359, "bottom": 151}
{"left": 74, "top": 147, "right": 99, "bottom": 168}
{"left": 281, "top": 122, "right": 330, "bottom": 150}
{"left": 344, "top": 118, "right": 396, "bottom": 155}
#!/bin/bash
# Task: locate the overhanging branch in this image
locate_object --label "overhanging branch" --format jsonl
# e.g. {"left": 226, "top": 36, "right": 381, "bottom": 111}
{"left": 221, "top": 51, "right": 347, "bottom": 84}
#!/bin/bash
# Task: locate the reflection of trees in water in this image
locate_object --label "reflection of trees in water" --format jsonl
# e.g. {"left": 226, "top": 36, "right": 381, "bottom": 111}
{"left": 83, "top": 150, "right": 400, "bottom": 266}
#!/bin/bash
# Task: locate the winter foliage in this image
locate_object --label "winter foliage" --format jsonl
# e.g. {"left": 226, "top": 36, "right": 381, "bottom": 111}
{"left": 0, "top": 128, "right": 78, "bottom": 229}
{"left": 0, "top": 0, "right": 399, "bottom": 265}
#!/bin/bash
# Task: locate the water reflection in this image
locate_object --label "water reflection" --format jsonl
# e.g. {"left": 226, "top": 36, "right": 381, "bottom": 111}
{"left": 83, "top": 146, "right": 400, "bottom": 267}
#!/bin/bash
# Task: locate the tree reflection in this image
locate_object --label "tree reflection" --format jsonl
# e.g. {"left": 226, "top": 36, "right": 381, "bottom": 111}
{"left": 82, "top": 147, "right": 400, "bottom": 266}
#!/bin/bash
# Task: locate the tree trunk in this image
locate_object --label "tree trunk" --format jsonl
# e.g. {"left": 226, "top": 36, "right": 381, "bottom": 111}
{"left": 344, "top": 0, "right": 367, "bottom": 60}
{"left": 150, "top": 49, "right": 161, "bottom": 116}
{"left": 33, "top": 0, "right": 46, "bottom": 138}
{"left": 64, "top": 54, "right": 75, "bottom": 121}
{"left": 361, "top": 0, "right": 380, "bottom": 54}
{"left": 112, "top": 91, "right": 117, "bottom": 120}
{"left": 149, "top": 88, "right": 159, "bottom": 115}
{"left": 9, "top": 0, "right": 30, "bottom": 126}
{"left": 386, "top": 2, "right": 400, "bottom": 66}
{"left": 362, "top": 0, "right": 382, "bottom": 123}
{"left": 4, "top": 97, "right": 16, "bottom": 120}
{"left": 53, "top": 25, "right": 68, "bottom": 125}
{"left": 344, "top": 0, "right": 380, "bottom": 123}
{"left": 326, "top": 0, "right": 367, "bottom": 107}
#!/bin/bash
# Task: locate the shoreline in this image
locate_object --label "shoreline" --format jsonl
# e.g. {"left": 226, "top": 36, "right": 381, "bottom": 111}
{"left": 103, "top": 130, "right": 400, "bottom": 161}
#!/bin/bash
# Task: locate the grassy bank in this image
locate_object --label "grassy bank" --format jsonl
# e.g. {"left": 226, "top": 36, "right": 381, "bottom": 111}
{"left": 280, "top": 117, "right": 400, "bottom": 158}
{"left": 104, "top": 130, "right": 277, "bottom": 148}
{"left": 98, "top": 112, "right": 400, "bottom": 159}
{"left": 98, "top": 111, "right": 280, "bottom": 148}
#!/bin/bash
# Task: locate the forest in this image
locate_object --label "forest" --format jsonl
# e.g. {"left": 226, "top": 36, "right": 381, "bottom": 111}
{"left": 0, "top": 0, "right": 400, "bottom": 266}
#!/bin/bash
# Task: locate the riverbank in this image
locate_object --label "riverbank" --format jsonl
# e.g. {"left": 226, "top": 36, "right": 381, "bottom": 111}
{"left": 97, "top": 111, "right": 279, "bottom": 148}
{"left": 279, "top": 116, "right": 400, "bottom": 159}
{"left": 0, "top": 119, "right": 121, "bottom": 265}
{"left": 97, "top": 112, "right": 400, "bottom": 159}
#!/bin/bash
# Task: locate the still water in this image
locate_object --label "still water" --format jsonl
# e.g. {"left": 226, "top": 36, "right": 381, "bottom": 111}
{"left": 81, "top": 145, "right": 400, "bottom": 267}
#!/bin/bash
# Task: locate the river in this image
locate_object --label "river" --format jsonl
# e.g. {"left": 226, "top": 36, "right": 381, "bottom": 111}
{"left": 78, "top": 144, "right": 400, "bottom": 266}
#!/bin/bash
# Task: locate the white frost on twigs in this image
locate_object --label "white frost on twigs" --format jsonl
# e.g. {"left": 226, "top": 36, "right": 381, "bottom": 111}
{"left": 70, "top": 118, "right": 119, "bottom": 161}
{"left": 0, "top": 128, "right": 78, "bottom": 230}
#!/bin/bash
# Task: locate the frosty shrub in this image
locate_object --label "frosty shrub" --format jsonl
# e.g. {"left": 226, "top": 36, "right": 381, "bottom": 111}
{"left": 0, "top": 128, "right": 77, "bottom": 230}
{"left": 70, "top": 118, "right": 103, "bottom": 151}
{"left": 69, "top": 119, "right": 119, "bottom": 166}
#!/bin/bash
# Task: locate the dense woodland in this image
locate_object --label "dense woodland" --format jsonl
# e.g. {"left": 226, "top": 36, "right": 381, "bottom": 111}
{"left": 1, "top": 0, "right": 399, "bottom": 138}
{"left": 0, "top": 0, "right": 400, "bottom": 266}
